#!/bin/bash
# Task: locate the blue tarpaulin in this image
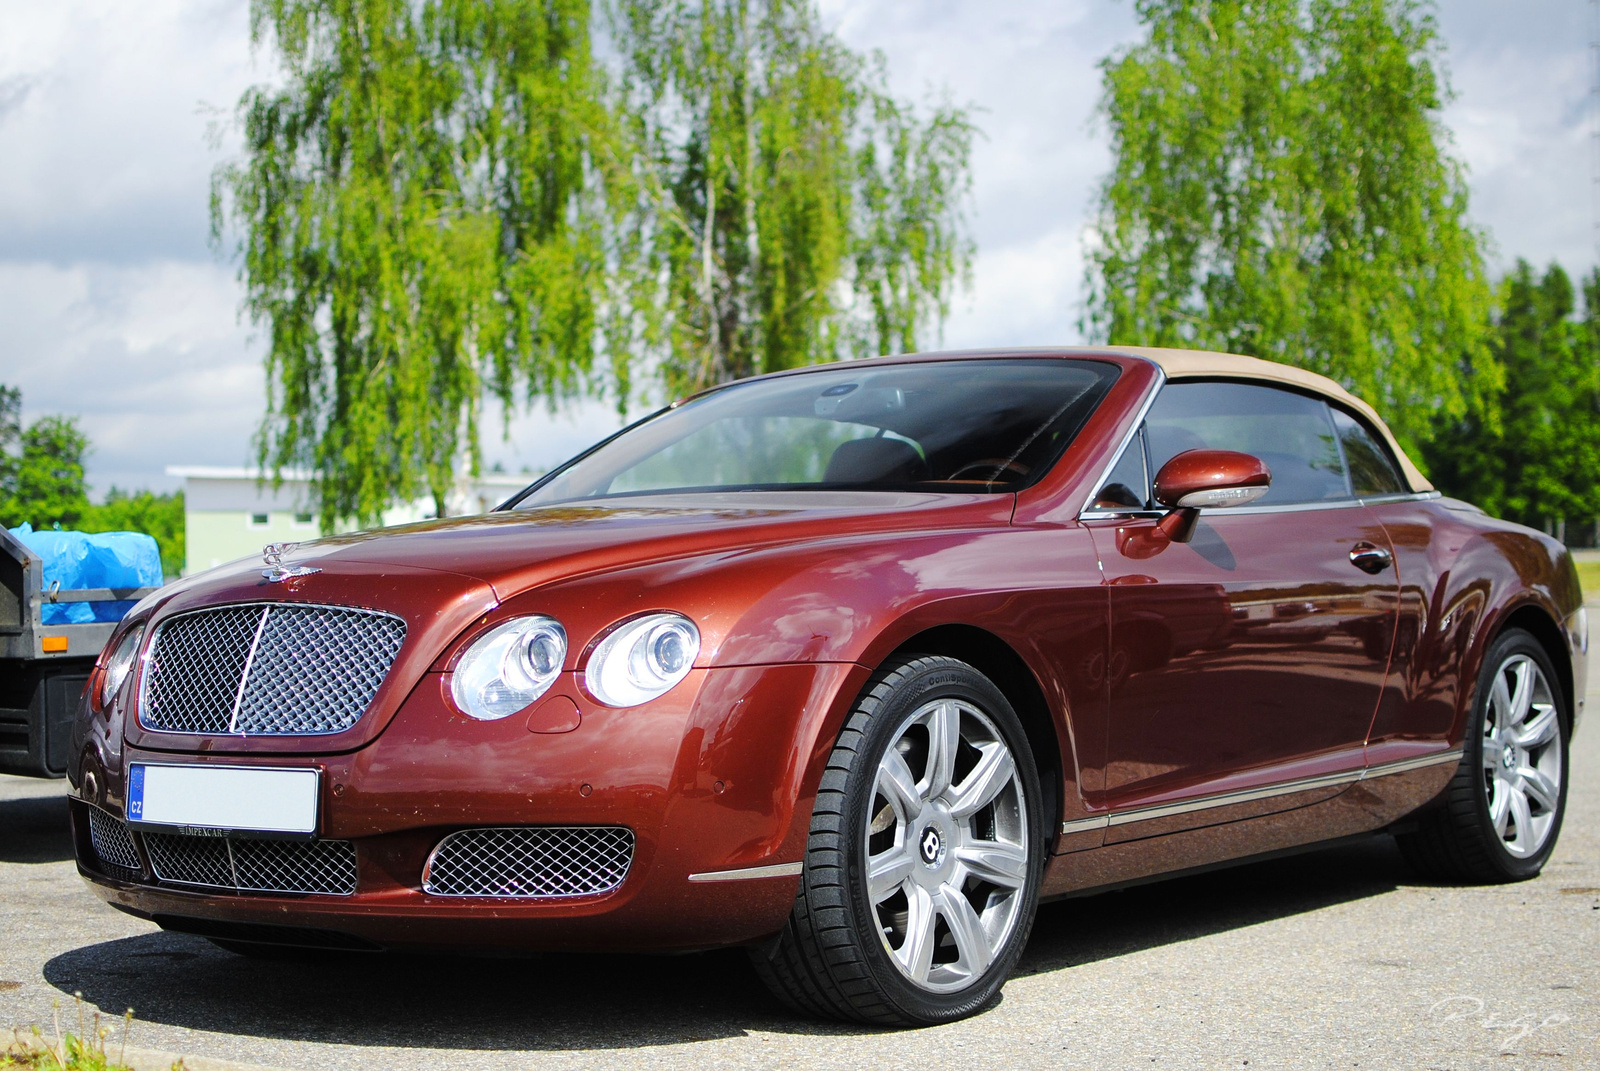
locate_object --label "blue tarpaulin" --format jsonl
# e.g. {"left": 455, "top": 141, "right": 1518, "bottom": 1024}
{"left": 8, "top": 523, "right": 163, "bottom": 624}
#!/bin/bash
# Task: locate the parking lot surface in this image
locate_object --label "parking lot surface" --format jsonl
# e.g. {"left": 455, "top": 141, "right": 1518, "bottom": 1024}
{"left": 3, "top": 651, "right": 1598, "bottom": 1070}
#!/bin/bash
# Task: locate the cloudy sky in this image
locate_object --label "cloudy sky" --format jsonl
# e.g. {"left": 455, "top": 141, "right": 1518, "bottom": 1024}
{"left": 0, "top": 0, "right": 1590, "bottom": 496}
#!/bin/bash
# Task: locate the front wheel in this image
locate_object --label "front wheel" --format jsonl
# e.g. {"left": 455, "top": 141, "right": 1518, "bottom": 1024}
{"left": 751, "top": 655, "right": 1043, "bottom": 1025}
{"left": 1397, "top": 628, "right": 1569, "bottom": 882}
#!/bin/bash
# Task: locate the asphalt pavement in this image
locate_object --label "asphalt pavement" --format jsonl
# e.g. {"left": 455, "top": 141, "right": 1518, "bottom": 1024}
{"left": 3, "top": 651, "right": 1598, "bottom": 1070}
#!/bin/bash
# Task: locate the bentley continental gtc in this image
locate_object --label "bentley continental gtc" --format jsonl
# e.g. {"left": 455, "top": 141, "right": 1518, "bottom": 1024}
{"left": 71, "top": 348, "right": 1583, "bottom": 1025}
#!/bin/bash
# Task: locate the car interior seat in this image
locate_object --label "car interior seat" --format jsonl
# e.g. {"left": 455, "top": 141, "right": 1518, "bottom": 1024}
{"left": 824, "top": 437, "right": 928, "bottom": 485}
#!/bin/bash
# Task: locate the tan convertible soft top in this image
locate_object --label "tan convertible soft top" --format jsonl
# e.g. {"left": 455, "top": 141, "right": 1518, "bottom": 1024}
{"left": 1091, "top": 345, "right": 1432, "bottom": 493}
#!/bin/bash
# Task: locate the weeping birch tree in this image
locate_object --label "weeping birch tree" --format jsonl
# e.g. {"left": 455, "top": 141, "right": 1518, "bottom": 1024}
{"left": 607, "top": 0, "right": 975, "bottom": 394}
{"left": 1084, "top": 0, "right": 1492, "bottom": 452}
{"left": 214, "top": 0, "right": 609, "bottom": 526}
{"left": 216, "top": 0, "right": 974, "bottom": 524}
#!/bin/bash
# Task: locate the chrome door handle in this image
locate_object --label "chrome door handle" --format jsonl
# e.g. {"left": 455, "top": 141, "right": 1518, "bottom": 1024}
{"left": 1349, "top": 542, "right": 1392, "bottom": 575}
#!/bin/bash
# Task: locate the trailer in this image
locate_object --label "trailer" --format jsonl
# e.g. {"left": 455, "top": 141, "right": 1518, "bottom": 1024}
{"left": 0, "top": 526, "right": 159, "bottom": 778}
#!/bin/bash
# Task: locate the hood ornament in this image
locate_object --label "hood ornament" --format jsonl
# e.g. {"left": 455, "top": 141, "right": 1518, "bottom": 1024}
{"left": 262, "top": 542, "right": 321, "bottom": 583}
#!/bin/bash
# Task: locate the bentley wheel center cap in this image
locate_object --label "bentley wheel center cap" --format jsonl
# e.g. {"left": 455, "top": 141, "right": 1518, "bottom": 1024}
{"left": 919, "top": 826, "right": 944, "bottom": 867}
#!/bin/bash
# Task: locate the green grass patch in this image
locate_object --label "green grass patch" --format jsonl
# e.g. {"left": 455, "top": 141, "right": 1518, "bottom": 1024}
{"left": 3, "top": 1002, "right": 138, "bottom": 1071}
{"left": 1576, "top": 560, "right": 1600, "bottom": 602}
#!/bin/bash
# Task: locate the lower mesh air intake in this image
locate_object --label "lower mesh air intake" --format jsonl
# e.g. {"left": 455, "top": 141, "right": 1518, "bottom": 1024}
{"left": 144, "top": 833, "right": 357, "bottom": 895}
{"left": 87, "top": 807, "right": 142, "bottom": 873}
{"left": 423, "top": 826, "right": 635, "bottom": 898}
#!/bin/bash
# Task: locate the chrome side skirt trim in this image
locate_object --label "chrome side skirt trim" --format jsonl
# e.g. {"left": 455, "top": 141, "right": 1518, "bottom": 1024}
{"left": 1104, "top": 767, "right": 1365, "bottom": 827}
{"left": 687, "top": 861, "right": 803, "bottom": 883}
{"left": 1060, "top": 748, "right": 1464, "bottom": 835}
{"left": 1363, "top": 748, "right": 1466, "bottom": 778}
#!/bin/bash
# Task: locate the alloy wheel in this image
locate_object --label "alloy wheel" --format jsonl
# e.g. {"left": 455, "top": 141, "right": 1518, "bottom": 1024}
{"left": 865, "top": 698, "right": 1030, "bottom": 994}
{"left": 1480, "top": 653, "right": 1564, "bottom": 858}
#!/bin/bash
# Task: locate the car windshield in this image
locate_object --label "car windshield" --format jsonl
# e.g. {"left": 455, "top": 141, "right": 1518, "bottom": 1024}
{"left": 512, "top": 359, "right": 1119, "bottom": 505}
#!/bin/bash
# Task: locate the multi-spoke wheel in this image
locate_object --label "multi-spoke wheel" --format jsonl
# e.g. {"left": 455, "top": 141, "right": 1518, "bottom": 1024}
{"left": 865, "top": 698, "right": 1030, "bottom": 992}
{"left": 1397, "top": 629, "right": 1569, "bottom": 882}
{"left": 751, "top": 655, "right": 1043, "bottom": 1025}
{"left": 1479, "top": 652, "right": 1564, "bottom": 858}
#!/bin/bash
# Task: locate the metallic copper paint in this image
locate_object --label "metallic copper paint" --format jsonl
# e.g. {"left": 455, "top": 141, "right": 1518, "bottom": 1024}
{"left": 70, "top": 350, "right": 1582, "bottom": 955}
{"left": 1151, "top": 449, "right": 1272, "bottom": 508}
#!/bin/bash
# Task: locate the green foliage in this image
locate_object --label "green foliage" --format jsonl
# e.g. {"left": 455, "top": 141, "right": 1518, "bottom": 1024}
{"left": 3, "top": 1002, "right": 136, "bottom": 1071}
{"left": 1085, "top": 0, "right": 1492, "bottom": 451}
{"left": 0, "top": 1033, "right": 132, "bottom": 1071}
{"left": 0, "top": 386, "right": 185, "bottom": 575}
{"left": 1, "top": 416, "right": 92, "bottom": 531}
{"left": 608, "top": 0, "right": 975, "bottom": 394}
{"left": 1423, "top": 262, "right": 1600, "bottom": 529}
{"left": 215, "top": 0, "right": 974, "bottom": 523}
{"left": 215, "top": 0, "right": 609, "bottom": 527}
{"left": 79, "top": 489, "right": 187, "bottom": 580}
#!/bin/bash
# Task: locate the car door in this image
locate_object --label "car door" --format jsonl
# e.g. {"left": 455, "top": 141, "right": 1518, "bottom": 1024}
{"left": 1082, "top": 379, "right": 1401, "bottom": 840}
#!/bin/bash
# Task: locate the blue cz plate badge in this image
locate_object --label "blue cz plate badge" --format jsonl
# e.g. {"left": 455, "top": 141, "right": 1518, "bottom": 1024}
{"left": 127, "top": 764, "right": 146, "bottom": 821}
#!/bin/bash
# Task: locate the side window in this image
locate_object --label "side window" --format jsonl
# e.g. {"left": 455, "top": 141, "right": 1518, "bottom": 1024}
{"left": 1143, "top": 381, "right": 1351, "bottom": 505}
{"left": 1093, "top": 428, "right": 1149, "bottom": 509}
{"left": 1329, "top": 408, "right": 1407, "bottom": 496}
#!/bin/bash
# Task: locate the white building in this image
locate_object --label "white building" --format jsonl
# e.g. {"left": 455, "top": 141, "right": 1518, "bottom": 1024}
{"left": 167, "top": 466, "right": 535, "bottom": 575}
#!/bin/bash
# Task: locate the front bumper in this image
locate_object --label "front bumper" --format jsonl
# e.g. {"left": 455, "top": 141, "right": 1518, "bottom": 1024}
{"left": 73, "top": 661, "right": 865, "bottom": 953}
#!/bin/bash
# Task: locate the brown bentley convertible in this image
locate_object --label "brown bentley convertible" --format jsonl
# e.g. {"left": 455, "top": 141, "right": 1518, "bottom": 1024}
{"left": 72, "top": 347, "right": 1581, "bottom": 1024}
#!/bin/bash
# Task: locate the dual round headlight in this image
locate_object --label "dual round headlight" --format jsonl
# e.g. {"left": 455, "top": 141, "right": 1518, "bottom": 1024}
{"left": 451, "top": 612, "right": 700, "bottom": 720}
{"left": 451, "top": 616, "right": 569, "bottom": 720}
{"left": 584, "top": 613, "right": 701, "bottom": 708}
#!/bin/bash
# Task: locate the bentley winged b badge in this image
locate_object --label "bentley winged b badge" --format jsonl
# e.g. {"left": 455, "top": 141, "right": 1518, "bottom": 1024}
{"left": 261, "top": 542, "right": 321, "bottom": 583}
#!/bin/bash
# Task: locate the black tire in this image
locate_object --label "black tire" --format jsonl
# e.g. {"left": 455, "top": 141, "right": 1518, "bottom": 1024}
{"left": 1397, "top": 628, "right": 1570, "bottom": 883}
{"left": 749, "top": 655, "right": 1044, "bottom": 1025}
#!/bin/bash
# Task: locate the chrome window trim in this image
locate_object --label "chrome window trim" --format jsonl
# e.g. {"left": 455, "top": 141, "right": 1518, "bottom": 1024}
{"left": 687, "top": 861, "right": 803, "bottom": 883}
{"left": 1082, "top": 489, "right": 1439, "bottom": 522}
{"left": 1081, "top": 498, "right": 1367, "bottom": 521}
{"left": 1076, "top": 366, "right": 1166, "bottom": 521}
{"left": 1358, "top": 490, "right": 1442, "bottom": 505}
{"left": 1059, "top": 748, "right": 1463, "bottom": 835}
{"left": 1180, "top": 497, "right": 1367, "bottom": 517}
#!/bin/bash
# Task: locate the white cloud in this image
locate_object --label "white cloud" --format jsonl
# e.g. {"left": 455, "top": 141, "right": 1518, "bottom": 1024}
{"left": 0, "top": 259, "right": 257, "bottom": 494}
{"left": 0, "top": 0, "right": 1592, "bottom": 499}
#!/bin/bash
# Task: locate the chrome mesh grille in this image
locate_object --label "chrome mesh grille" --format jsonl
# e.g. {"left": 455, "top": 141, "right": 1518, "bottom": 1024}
{"left": 141, "top": 604, "right": 406, "bottom": 736}
{"left": 424, "top": 826, "right": 634, "bottom": 898}
{"left": 144, "top": 833, "right": 357, "bottom": 895}
{"left": 145, "top": 832, "right": 232, "bottom": 887}
{"left": 87, "top": 808, "right": 141, "bottom": 872}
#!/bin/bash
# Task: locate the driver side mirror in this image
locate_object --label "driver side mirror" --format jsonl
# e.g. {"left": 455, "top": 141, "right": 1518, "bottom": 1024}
{"left": 1148, "top": 449, "right": 1272, "bottom": 543}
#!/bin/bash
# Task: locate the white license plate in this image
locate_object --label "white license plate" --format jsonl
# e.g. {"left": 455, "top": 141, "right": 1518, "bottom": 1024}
{"left": 126, "top": 764, "right": 320, "bottom": 836}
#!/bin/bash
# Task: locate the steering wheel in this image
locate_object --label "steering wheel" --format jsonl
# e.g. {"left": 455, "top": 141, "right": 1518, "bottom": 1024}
{"left": 947, "top": 458, "right": 1031, "bottom": 482}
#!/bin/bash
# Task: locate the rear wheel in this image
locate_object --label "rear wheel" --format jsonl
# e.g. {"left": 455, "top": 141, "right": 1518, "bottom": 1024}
{"left": 750, "top": 655, "right": 1043, "bottom": 1025}
{"left": 1397, "top": 628, "right": 1569, "bottom": 882}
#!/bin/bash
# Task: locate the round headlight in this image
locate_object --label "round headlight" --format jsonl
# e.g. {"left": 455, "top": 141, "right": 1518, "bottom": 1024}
{"left": 450, "top": 616, "right": 568, "bottom": 720}
{"left": 585, "top": 613, "right": 701, "bottom": 708}
{"left": 100, "top": 624, "right": 144, "bottom": 708}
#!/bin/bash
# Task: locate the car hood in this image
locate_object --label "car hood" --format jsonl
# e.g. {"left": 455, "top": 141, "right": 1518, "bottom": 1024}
{"left": 282, "top": 490, "right": 1014, "bottom": 599}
